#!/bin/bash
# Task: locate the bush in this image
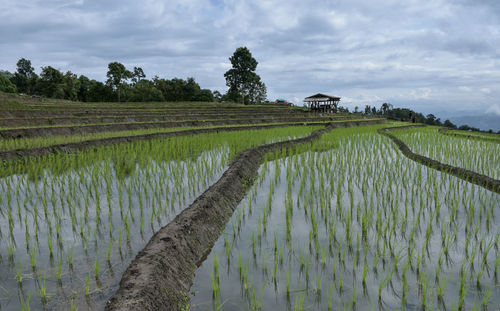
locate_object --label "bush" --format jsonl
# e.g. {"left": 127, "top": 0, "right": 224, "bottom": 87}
{"left": 0, "top": 75, "right": 17, "bottom": 93}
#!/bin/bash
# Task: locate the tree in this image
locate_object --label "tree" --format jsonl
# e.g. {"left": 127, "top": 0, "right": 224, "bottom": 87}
{"left": 380, "top": 102, "right": 393, "bottom": 115}
{"left": 128, "top": 79, "right": 164, "bottom": 102}
{"left": 212, "top": 90, "right": 222, "bottom": 102}
{"left": 0, "top": 70, "right": 13, "bottom": 79}
{"left": 425, "top": 114, "right": 436, "bottom": 125}
{"left": 39, "top": 66, "right": 64, "bottom": 98}
{"left": 443, "top": 119, "right": 456, "bottom": 129}
{"left": 246, "top": 78, "right": 267, "bottom": 103}
{"left": 131, "top": 67, "right": 145, "bottom": 86}
{"left": 78, "top": 75, "right": 91, "bottom": 101}
{"left": 0, "top": 75, "right": 17, "bottom": 93}
{"left": 364, "top": 105, "right": 372, "bottom": 115}
{"left": 338, "top": 106, "right": 350, "bottom": 113}
{"left": 224, "top": 47, "right": 266, "bottom": 104}
{"left": 106, "top": 62, "right": 131, "bottom": 102}
{"left": 11, "top": 58, "right": 38, "bottom": 94}
{"left": 88, "top": 80, "right": 114, "bottom": 102}
{"left": 62, "top": 71, "right": 80, "bottom": 100}
{"left": 184, "top": 77, "right": 201, "bottom": 101}
{"left": 194, "top": 89, "right": 215, "bottom": 102}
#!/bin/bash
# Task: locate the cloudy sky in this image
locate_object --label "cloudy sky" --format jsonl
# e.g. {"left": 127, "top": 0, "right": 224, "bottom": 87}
{"left": 1, "top": 0, "right": 499, "bottom": 117}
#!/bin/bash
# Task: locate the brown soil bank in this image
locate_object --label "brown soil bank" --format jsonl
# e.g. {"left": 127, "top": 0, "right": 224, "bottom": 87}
{"left": 104, "top": 119, "right": 386, "bottom": 311}
{"left": 379, "top": 126, "right": 500, "bottom": 194}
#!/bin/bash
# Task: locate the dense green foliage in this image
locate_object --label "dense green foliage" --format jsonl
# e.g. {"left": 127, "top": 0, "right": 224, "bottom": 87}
{"left": 0, "top": 74, "right": 17, "bottom": 93}
{"left": 224, "top": 47, "right": 267, "bottom": 104}
{"left": 3, "top": 58, "right": 215, "bottom": 103}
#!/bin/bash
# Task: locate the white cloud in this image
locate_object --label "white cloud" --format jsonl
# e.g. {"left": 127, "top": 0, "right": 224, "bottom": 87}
{"left": 486, "top": 104, "right": 500, "bottom": 116}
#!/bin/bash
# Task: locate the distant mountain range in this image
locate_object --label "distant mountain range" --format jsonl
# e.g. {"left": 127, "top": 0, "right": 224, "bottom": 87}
{"left": 447, "top": 114, "right": 500, "bottom": 132}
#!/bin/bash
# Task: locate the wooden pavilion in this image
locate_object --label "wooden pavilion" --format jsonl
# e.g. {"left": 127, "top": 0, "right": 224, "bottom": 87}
{"left": 304, "top": 93, "right": 341, "bottom": 113}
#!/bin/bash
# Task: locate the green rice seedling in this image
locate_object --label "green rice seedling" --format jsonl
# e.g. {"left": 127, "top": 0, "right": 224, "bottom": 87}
{"left": 437, "top": 272, "right": 449, "bottom": 300}
{"left": 94, "top": 251, "right": 100, "bottom": 280}
{"left": 107, "top": 239, "right": 113, "bottom": 264}
{"left": 16, "top": 259, "right": 24, "bottom": 284}
{"left": 314, "top": 275, "right": 322, "bottom": 297}
{"left": 286, "top": 267, "right": 291, "bottom": 296}
{"left": 252, "top": 230, "right": 257, "bottom": 258}
{"left": 459, "top": 265, "right": 469, "bottom": 310}
{"left": 19, "top": 293, "right": 31, "bottom": 311}
{"left": 476, "top": 268, "right": 484, "bottom": 289}
{"left": 47, "top": 236, "right": 54, "bottom": 258}
{"left": 30, "top": 248, "right": 37, "bottom": 271}
{"left": 57, "top": 254, "right": 63, "bottom": 281}
{"left": 85, "top": 272, "right": 91, "bottom": 296}
{"left": 482, "top": 238, "right": 494, "bottom": 268}
{"left": 362, "top": 260, "right": 369, "bottom": 287}
{"left": 211, "top": 253, "right": 221, "bottom": 307}
{"left": 294, "top": 291, "right": 305, "bottom": 311}
{"left": 495, "top": 255, "right": 500, "bottom": 278}
{"left": 39, "top": 272, "right": 47, "bottom": 301}
{"left": 338, "top": 271, "right": 343, "bottom": 293}
{"left": 69, "top": 298, "right": 78, "bottom": 311}
{"left": 482, "top": 288, "right": 492, "bottom": 308}
{"left": 351, "top": 279, "right": 357, "bottom": 308}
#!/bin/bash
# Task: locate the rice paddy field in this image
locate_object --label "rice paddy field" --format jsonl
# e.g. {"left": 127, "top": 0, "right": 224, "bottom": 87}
{"left": 392, "top": 127, "right": 500, "bottom": 179}
{"left": 0, "top": 94, "right": 498, "bottom": 311}
{"left": 189, "top": 124, "right": 499, "bottom": 310}
{"left": 0, "top": 125, "right": 324, "bottom": 310}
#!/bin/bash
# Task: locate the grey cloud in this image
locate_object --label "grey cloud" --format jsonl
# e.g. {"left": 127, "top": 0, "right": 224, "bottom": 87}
{"left": 0, "top": 0, "right": 499, "bottom": 116}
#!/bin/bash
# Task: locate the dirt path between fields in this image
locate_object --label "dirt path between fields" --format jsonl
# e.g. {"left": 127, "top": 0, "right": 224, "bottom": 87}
{"left": 379, "top": 125, "right": 500, "bottom": 194}
{"left": 104, "top": 119, "right": 385, "bottom": 311}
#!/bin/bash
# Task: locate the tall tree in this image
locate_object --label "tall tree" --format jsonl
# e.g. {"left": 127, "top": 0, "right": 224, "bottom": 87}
{"left": 12, "top": 58, "right": 37, "bottom": 94}
{"left": 224, "top": 47, "right": 266, "bottom": 104}
{"left": 39, "top": 66, "right": 64, "bottom": 98}
{"left": 380, "top": 102, "right": 393, "bottom": 115}
{"left": 106, "top": 62, "right": 131, "bottom": 102}
{"left": 62, "top": 71, "right": 80, "bottom": 100}
{"left": 131, "top": 67, "right": 146, "bottom": 86}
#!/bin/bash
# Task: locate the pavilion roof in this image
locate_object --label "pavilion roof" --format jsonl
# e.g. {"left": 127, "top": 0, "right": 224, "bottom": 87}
{"left": 304, "top": 93, "right": 341, "bottom": 102}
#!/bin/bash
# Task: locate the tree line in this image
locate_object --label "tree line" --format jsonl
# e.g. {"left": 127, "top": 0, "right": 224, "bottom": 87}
{"left": 358, "top": 103, "right": 500, "bottom": 134}
{"left": 0, "top": 47, "right": 268, "bottom": 104}
{"left": 0, "top": 58, "right": 217, "bottom": 102}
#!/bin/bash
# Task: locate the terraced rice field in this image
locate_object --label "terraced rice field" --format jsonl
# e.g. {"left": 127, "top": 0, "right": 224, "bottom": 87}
{"left": 190, "top": 124, "right": 499, "bottom": 310}
{"left": 0, "top": 94, "right": 498, "bottom": 311}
